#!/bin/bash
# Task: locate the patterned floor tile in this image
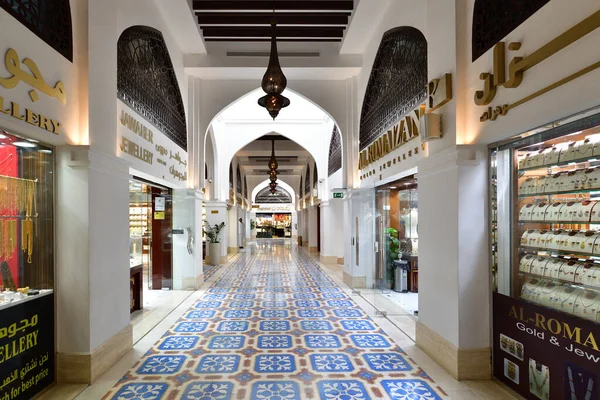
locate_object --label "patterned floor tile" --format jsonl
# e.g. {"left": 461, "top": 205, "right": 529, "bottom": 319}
{"left": 103, "top": 241, "right": 447, "bottom": 400}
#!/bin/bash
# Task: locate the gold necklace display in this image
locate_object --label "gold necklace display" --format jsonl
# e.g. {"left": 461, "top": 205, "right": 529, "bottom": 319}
{"left": 0, "top": 174, "right": 37, "bottom": 264}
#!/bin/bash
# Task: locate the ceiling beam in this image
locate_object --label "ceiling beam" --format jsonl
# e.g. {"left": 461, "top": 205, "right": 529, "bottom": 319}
{"left": 197, "top": 12, "right": 350, "bottom": 25}
{"left": 201, "top": 26, "right": 345, "bottom": 38}
{"left": 193, "top": 1, "right": 354, "bottom": 12}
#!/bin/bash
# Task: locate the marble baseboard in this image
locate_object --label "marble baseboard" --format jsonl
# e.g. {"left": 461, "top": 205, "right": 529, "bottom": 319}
{"left": 416, "top": 321, "right": 491, "bottom": 380}
{"left": 309, "top": 246, "right": 318, "bottom": 254}
{"left": 220, "top": 255, "right": 228, "bottom": 264}
{"left": 343, "top": 271, "right": 366, "bottom": 288}
{"left": 337, "top": 257, "right": 344, "bottom": 265}
{"left": 58, "top": 324, "right": 133, "bottom": 384}
{"left": 319, "top": 255, "right": 337, "bottom": 264}
{"left": 227, "top": 247, "right": 238, "bottom": 254}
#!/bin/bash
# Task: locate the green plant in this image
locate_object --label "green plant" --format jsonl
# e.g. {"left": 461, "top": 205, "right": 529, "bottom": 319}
{"left": 385, "top": 228, "right": 400, "bottom": 282}
{"left": 250, "top": 219, "right": 256, "bottom": 230}
{"left": 203, "top": 221, "right": 225, "bottom": 243}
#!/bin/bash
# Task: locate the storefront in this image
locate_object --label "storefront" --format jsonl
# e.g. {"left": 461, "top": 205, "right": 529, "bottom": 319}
{"left": 256, "top": 213, "right": 292, "bottom": 238}
{"left": 472, "top": 3, "right": 600, "bottom": 397}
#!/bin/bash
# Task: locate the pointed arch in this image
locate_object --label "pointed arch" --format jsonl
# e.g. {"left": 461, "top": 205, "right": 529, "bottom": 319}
{"left": 255, "top": 186, "right": 292, "bottom": 204}
{"left": 472, "top": 0, "right": 549, "bottom": 61}
{"left": 328, "top": 125, "right": 342, "bottom": 177}
{"left": 305, "top": 164, "right": 311, "bottom": 195}
{"left": 1, "top": 0, "right": 73, "bottom": 61}
{"left": 359, "top": 27, "right": 427, "bottom": 151}
{"left": 117, "top": 26, "right": 187, "bottom": 149}
{"left": 236, "top": 164, "right": 242, "bottom": 196}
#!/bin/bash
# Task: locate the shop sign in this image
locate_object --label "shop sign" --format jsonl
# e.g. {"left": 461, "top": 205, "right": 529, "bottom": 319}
{"left": 333, "top": 192, "right": 344, "bottom": 199}
{"left": 154, "top": 211, "right": 165, "bottom": 220}
{"left": 117, "top": 102, "right": 188, "bottom": 186}
{"left": 493, "top": 292, "right": 599, "bottom": 399}
{"left": 476, "top": 10, "right": 600, "bottom": 123}
{"left": 0, "top": 49, "right": 65, "bottom": 135}
{"left": 0, "top": 294, "right": 54, "bottom": 400}
{"left": 358, "top": 106, "right": 423, "bottom": 170}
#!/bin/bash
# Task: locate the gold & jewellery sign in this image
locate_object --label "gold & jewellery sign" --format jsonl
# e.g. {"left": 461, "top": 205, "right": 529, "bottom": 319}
{"left": 0, "top": 49, "right": 65, "bottom": 135}
{"left": 476, "top": 10, "right": 600, "bottom": 122}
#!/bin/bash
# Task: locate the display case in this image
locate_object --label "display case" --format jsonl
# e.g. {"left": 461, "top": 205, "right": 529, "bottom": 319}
{"left": 490, "top": 114, "right": 600, "bottom": 400}
{"left": 0, "top": 129, "right": 54, "bottom": 308}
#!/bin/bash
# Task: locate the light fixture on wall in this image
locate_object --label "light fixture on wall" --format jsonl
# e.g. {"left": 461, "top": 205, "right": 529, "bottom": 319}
{"left": 257, "top": 1, "right": 290, "bottom": 120}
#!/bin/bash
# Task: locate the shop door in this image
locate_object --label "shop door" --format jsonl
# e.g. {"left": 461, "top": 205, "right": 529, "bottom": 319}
{"left": 151, "top": 187, "right": 173, "bottom": 290}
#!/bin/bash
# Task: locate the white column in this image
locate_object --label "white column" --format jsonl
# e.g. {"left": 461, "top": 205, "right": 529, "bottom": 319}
{"left": 308, "top": 206, "right": 318, "bottom": 254}
{"left": 227, "top": 206, "right": 238, "bottom": 255}
{"left": 416, "top": 146, "right": 490, "bottom": 380}
{"left": 205, "top": 201, "right": 228, "bottom": 265}
{"left": 319, "top": 201, "right": 344, "bottom": 264}
{"left": 291, "top": 211, "right": 298, "bottom": 238}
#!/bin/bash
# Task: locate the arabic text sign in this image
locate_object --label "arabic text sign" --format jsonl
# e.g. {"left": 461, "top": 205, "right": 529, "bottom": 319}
{"left": 476, "top": 10, "right": 600, "bottom": 122}
{"left": 117, "top": 101, "right": 188, "bottom": 186}
{"left": 0, "top": 294, "right": 54, "bottom": 400}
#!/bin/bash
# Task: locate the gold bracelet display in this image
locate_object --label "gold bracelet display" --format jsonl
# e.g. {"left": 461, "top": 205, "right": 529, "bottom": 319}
{"left": 0, "top": 175, "right": 37, "bottom": 216}
{"left": 21, "top": 218, "right": 33, "bottom": 263}
{"left": 1, "top": 219, "right": 18, "bottom": 261}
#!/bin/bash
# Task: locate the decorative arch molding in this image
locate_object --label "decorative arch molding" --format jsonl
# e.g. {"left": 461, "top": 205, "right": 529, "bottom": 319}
{"left": 255, "top": 186, "right": 292, "bottom": 204}
{"left": 304, "top": 164, "right": 311, "bottom": 195}
{"left": 472, "top": 0, "right": 549, "bottom": 61}
{"left": 1, "top": 0, "right": 73, "bottom": 61}
{"left": 236, "top": 165, "right": 242, "bottom": 196}
{"left": 117, "top": 26, "right": 187, "bottom": 149}
{"left": 328, "top": 125, "right": 342, "bottom": 177}
{"left": 359, "top": 27, "right": 427, "bottom": 151}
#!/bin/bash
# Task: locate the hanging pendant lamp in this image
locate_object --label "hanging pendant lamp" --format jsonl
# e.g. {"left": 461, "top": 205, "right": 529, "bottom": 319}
{"left": 268, "top": 140, "right": 278, "bottom": 193}
{"left": 258, "top": 3, "right": 290, "bottom": 120}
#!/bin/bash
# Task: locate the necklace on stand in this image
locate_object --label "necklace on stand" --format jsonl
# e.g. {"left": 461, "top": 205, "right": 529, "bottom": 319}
{"left": 530, "top": 363, "right": 549, "bottom": 399}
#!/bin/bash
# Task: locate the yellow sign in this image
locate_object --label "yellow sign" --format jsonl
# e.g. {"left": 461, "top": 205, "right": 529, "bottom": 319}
{"left": 358, "top": 106, "right": 424, "bottom": 170}
{"left": 119, "top": 136, "right": 153, "bottom": 165}
{"left": 476, "top": 10, "right": 600, "bottom": 122}
{"left": 427, "top": 73, "right": 452, "bottom": 113}
{"left": 0, "top": 98, "right": 61, "bottom": 134}
{"left": 0, "top": 48, "right": 65, "bottom": 135}
{"left": 119, "top": 111, "right": 154, "bottom": 144}
{"left": 154, "top": 212, "right": 165, "bottom": 220}
{"left": 0, "top": 49, "right": 66, "bottom": 104}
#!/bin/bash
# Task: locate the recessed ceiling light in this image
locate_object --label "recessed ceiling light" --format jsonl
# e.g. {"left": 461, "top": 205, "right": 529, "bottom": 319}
{"left": 389, "top": 186, "right": 397, "bottom": 189}
{"left": 13, "top": 141, "right": 37, "bottom": 148}
{"left": 39, "top": 149, "right": 52, "bottom": 154}
{"left": 0, "top": 134, "right": 6, "bottom": 139}
{"left": 27, "top": 138, "right": 39, "bottom": 143}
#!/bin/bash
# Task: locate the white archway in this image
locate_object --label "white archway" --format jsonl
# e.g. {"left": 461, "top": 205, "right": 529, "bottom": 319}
{"left": 251, "top": 179, "right": 296, "bottom": 206}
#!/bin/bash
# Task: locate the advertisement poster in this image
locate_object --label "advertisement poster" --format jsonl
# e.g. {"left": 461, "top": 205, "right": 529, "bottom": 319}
{"left": 0, "top": 293, "right": 54, "bottom": 400}
{"left": 493, "top": 292, "right": 599, "bottom": 400}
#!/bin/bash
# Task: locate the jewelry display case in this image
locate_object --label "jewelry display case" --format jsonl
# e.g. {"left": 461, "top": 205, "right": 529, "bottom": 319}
{"left": 490, "top": 113, "right": 600, "bottom": 400}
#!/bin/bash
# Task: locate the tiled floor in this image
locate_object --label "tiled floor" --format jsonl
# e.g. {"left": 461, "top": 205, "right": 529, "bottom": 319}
{"left": 100, "top": 240, "right": 449, "bottom": 399}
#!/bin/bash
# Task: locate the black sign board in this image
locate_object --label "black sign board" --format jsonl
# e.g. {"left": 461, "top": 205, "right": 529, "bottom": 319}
{"left": 172, "top": 229, "right": 184, "bottom": 235}
{"left": 0, "top": 294, "right": 54, "bottom": 400}
{"left": 493, "top": 292, "right": 599, "bottom": 400}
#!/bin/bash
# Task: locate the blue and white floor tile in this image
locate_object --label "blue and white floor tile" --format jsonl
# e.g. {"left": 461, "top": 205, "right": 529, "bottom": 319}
{"left": 103, "top": 241, "right": 448, "bottom": 400}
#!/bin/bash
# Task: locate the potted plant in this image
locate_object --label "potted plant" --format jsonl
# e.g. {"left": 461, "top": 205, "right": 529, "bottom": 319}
{"left": 203, "top": 221, "right": 225, "bottom": 265}
{"left": 385, "top": 228, "right": 400, "bottom": 288}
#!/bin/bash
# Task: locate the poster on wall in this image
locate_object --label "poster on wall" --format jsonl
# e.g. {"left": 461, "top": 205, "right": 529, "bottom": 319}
{"left": 0, "top": 294, "right": 54, "bottom": 400}
{"left": 493, "top": 293, "right": 599, "bottom": 400}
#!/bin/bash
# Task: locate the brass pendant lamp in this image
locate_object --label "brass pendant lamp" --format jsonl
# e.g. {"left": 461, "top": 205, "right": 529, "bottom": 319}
{"left": 258, "top": 1, "right": 290, "bottom": 120}
{"left": 268, "top": 140, "right": 278, "bottom": 194}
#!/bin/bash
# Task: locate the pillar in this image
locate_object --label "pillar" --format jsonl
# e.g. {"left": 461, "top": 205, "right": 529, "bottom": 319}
{"left": 227, "top": 206, "right": 239, "bottom": 254}
{"left": 205, "top": 201, "right": 229, "bottom": 265}
{"left": 308, "top": 206, "right": 318, "bottom": 254}
{"left": 319, "top": 201, "right": 344, "bottom": 264}
{"left": 416, "top": 146, "right": 490, "bottom": 380}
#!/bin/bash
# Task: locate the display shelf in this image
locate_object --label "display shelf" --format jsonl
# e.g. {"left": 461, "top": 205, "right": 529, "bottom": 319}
{"left": 518, "top": 157, "right": 600, "bottom": 173}
{"left": 518, "top": 188, "right": 600, "bottom": 198}
{"left": 518, "top": 220, "right": 600, "bottom": 225}
{"left": 519, "top": 246, "right": 600, "bottom": 259}
{"left": 518, "top": 272, "right": 600, "bottom": 292}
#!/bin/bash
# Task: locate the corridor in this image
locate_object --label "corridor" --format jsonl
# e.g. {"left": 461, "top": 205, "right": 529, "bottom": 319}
{"left": 101, "top": 240, "right": 447, "bottom": 400}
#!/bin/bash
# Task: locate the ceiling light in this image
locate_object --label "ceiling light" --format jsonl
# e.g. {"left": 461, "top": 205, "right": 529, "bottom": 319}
{"left": 39, "top": 149, "right": 53, "bottom": 154}
{"left": 0, "top": 134, "right": 6, "bottom": 139}
{"left": 257, "top": 5, "right": 290, "bottom": 120}
{"left": 12, "top": 141, "right": 37, "bottom": 148}
{"left": 389, "top": 186, "right": 397, "bottom": 189}
{"left": 27, "top": 138, "right": 39, "bottom": 143}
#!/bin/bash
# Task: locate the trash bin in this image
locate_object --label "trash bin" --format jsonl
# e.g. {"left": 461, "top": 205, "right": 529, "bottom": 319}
{"left": 392, "top": 260, "right": 409, "bottom": 293}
